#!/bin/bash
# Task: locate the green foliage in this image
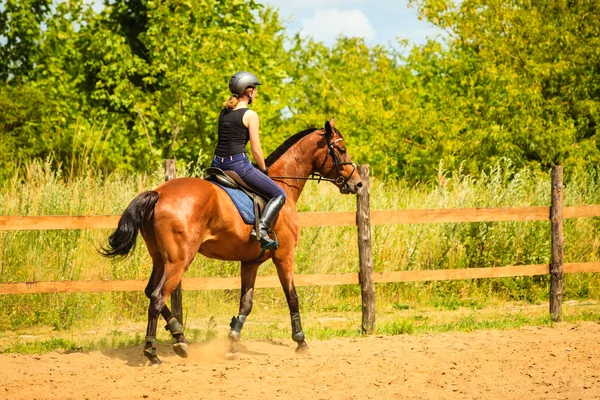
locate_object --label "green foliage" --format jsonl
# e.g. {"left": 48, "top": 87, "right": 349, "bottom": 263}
{"left": 1, "top": 0, "right": 291, "bottom": 174}
{"left": 1, "top": 337, "right": 80, "bottom": 354}
{"left": 406, "top": 0, "right": 600, "bottom": 176}
{"left": 282, "top": 0, "right": 600, "bottom": 179}
{"left": 2, "top": 0, "right": 600, "bottom": 179}
{"left": 380, "top": 319, "right": 416, "bottom": 335}
{"left": 77, "top": 0, "right": 293, "bottom": 171}
{"left": 0, "top": 0, "right": 52, "bottom": 82}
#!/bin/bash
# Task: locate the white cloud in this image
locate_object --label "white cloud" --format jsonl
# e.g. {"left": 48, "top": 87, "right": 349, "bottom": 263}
{"left": 265, "top": 0, "right": 361, "bottom": 9}
{"left": 301, "top": 9, "right": 376, "bottom": 44}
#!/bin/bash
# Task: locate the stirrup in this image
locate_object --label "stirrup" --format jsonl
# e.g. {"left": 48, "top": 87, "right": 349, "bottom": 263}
{"left": 250, "top": 228, "right": 260, "bottom": 242}
{"left": 261, "top": 238, "right": 278, "bottom": 250}
{"left": 249, "top": 227, "right": 273, "bottom": 242}
{"left": 260, "top": 230, "right": 278, "bottom": 250}
{"left": 250, "top": 228, "right": 278, "bottom": 249}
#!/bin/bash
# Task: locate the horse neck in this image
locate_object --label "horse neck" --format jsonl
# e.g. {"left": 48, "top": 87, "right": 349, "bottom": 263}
{"left": 269, "top": 134, "right": 320, "bottom": 205}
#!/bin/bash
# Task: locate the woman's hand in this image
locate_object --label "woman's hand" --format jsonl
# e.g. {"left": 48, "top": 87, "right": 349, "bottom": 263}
{"left": 251, "top": 162, "right": 269, "bottom": 175}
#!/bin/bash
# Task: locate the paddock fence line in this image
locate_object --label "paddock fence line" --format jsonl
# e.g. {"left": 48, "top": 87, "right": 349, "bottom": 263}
{"left": 2, "top": 206, "right": 600, "bottom": 230}
{"left": 0, "top": 263, "right": 598, "bottom": 295}
{"left": 1, "top": 165, "right": 599, "bottom": 328}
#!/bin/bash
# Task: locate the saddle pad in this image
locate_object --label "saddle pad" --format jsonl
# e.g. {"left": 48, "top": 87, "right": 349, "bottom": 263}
{"left": 210, "top": 181, "right": 254, "bottom": 225}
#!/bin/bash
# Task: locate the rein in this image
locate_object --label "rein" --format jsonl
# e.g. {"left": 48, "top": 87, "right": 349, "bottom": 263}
{"left": 269, "top": 137, "right": 356, "bottom": 188}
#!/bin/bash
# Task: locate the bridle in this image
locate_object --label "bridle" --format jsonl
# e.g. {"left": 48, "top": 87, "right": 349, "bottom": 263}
{"left": 318, "top": 137, "right": 357, "bottom": 187}
{"left": 269, "top": 133, "right": 357, "bottom": 190}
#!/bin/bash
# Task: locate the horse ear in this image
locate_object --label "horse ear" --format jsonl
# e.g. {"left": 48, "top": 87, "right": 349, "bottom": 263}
{"left": 324, "top": 117, "right": 334, "bottom": 138}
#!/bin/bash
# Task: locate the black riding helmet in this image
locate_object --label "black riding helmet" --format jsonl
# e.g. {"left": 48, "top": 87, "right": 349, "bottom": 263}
{"left": 229, "top": 71, "right": 261, "bottom": 96}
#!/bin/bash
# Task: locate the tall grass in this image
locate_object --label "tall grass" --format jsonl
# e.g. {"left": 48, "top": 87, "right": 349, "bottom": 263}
{"left": 1, "top": 158, "right": 600, "bottom": 333}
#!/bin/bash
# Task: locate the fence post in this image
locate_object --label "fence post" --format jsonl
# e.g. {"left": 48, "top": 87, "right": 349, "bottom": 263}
{"left": 356, "top": 165, "right": 375, "bottom": 334}
{"left": 550, "top": 165, "right": 564, "bottom": 322}
{"left": 164, "top": 159, "right": 183, "bottom": 326}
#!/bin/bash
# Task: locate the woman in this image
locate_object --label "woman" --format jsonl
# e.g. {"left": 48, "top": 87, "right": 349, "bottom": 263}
{"left": 211, "top": 71, "right": 286, "bottom": 250}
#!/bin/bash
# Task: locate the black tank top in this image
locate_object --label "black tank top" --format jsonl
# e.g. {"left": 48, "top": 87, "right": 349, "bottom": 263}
{"left": 215, "top": 108, "right": 249, "bottom": 157}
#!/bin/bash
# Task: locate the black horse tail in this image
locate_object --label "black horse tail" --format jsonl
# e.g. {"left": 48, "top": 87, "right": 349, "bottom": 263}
{"left": 98, "top": 191, "right": 160, "bottom": 259}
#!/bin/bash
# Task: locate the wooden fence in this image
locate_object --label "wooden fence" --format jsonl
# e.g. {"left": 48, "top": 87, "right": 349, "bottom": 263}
{"left": 1, "top": 164, "right": 600, "bottom": 331}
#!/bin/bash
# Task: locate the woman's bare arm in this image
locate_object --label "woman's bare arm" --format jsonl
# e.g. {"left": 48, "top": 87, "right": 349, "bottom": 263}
{"left": 245, "top": 110, "right": 266, "bottom": 171}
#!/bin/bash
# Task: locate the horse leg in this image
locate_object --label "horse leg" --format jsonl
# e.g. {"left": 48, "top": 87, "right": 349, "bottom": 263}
{"left": 143, "top": 258, "right": 167, "bottom": 366}
{"left": 227, "top": 261, "right": 259, "bottom": 356}
{"left": 160, "top": 303, "right": 188, "bottom": 358}
{"left": 143, "top": 254, "right": 189, "bottom": 365}
{"left": 157, "top": 261, "right": 188, "bottom": 358}
{"left": 274, "top": 254, "right": 309, "bottom": 354}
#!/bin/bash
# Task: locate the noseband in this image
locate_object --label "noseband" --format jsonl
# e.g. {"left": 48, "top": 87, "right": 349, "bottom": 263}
{"left": 269, "top": 136, "right": 356, "bottom": 190}
{"left": 318, "top": 137, "right": 357, "bottom": 187}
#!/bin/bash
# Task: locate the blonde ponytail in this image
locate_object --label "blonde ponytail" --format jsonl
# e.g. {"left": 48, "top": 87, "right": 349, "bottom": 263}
{"left": 223, "top": 95, "right": 239, "bottom": 109}
{"left": 222, "top": 87, "right": 255, "bottom": 109}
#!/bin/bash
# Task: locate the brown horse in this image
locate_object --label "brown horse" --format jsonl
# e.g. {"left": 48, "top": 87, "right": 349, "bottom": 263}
{"left": 100, "top": 118, "right": 362, "bottom": 365}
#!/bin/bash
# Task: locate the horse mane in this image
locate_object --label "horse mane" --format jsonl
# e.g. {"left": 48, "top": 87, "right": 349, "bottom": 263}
{"left": 265, "top": 128, "right": 320, "bottom": 167}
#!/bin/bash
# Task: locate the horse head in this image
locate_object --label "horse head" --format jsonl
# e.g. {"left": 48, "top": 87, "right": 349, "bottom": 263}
{"left": 315, "top": 117, "right": 363, "bottom": 194}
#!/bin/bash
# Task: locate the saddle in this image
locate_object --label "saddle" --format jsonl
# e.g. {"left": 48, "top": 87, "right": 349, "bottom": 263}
{"left": 204, "top": 167, "right": 267, "bottom": 233}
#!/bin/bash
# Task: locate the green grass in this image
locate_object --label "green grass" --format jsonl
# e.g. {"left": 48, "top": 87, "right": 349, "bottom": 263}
{"left": 2, "top": 301, "right": 599, "bottom": 354}
{"left": 1, "top": 158, "right": 600, "bottom": 350}
{"left": 379, "top": 313, "right": 554, "bottom": 335}
{"left": 1, "top": 337, "right": 82, "bottom": 354}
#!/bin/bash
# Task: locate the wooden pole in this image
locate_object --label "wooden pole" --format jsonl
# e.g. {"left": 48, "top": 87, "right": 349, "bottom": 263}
{"left": 356, "top": 165, "right": 375, "bottom": 334}
{"left": 164, "top": 159, "right": 183, "bottom": 325}
{"left": 164, "top": 159, "right": 177, "bottom": 182}
{"left": 550, "top": 166, "right": 564, "bottom": 322}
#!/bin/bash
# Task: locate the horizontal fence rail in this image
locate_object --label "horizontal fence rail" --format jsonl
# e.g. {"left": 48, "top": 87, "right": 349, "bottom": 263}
{"left": 2, "top": 205, "right": 600, "bottom": 231}
{"left": 2, "top": 263, "right": 600, "bottom": 295}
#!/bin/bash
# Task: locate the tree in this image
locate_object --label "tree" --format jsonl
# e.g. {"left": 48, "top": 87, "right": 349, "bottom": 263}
{"left": 408, "top": 0, "right": 600, "bottom": 175}
{"left": 76, "top": 0, "right": 292, "bottom": 171}
{"left": 0, "top": 0, "right": 51, "bottom": 83}
{"left": 2, "top": 0, "right": 599, "bottom": 181}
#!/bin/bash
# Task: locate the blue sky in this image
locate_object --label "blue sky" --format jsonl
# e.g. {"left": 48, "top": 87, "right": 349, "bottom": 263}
{"left": 260, "top": 0, "right": 444, "bottom": 48}
{"left": 86, "top": 0, "right": 443, "bottom": 49}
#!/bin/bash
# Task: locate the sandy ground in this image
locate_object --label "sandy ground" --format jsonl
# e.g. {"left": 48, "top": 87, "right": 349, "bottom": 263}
{"left": 1, "top": 322, "right": 600, "bottom": 400}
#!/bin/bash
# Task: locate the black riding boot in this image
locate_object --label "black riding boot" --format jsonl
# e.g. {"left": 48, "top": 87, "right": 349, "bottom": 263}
{"left": 251, "top": 195, "right": 285, "bottom": 250}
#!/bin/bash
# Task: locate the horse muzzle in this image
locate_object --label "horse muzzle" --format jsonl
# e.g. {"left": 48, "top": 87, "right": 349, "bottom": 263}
{"left": 340, "top": 180, "right": 363, "bottom": 195}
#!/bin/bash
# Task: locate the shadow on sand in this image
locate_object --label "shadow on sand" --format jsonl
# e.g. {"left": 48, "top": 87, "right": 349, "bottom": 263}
{"left": 98, "top": 338, "right": 276, "bottom": 367}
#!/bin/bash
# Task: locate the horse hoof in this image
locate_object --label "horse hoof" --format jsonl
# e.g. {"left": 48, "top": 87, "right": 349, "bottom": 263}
{"left": 173, "top": 342, "right": 189, "bottom": 358}
{"left": 145, "top": 354, "right": 162, "bottom": 366}
{"left": 144, "top": 347, "right": 162, "bottom": 366}
{"left": 227, "top": 342, "right": 239, "bottom": 357}
{"left": 225, "top": 352, "right": 239, "bottom": 360}
{"left": 150, "top": 358, "right": 162, "bottom": 367}
{"left": 295, "top": 341, "right": 309, "bottom": 355}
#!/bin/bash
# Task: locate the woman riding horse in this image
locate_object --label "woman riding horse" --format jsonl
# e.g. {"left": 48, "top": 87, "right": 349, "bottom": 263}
{"left": 211, "top": 71, "right": 285, "bottom": 250}
{"left": 100, "top": 77, "right": 362, "bottom": 365}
